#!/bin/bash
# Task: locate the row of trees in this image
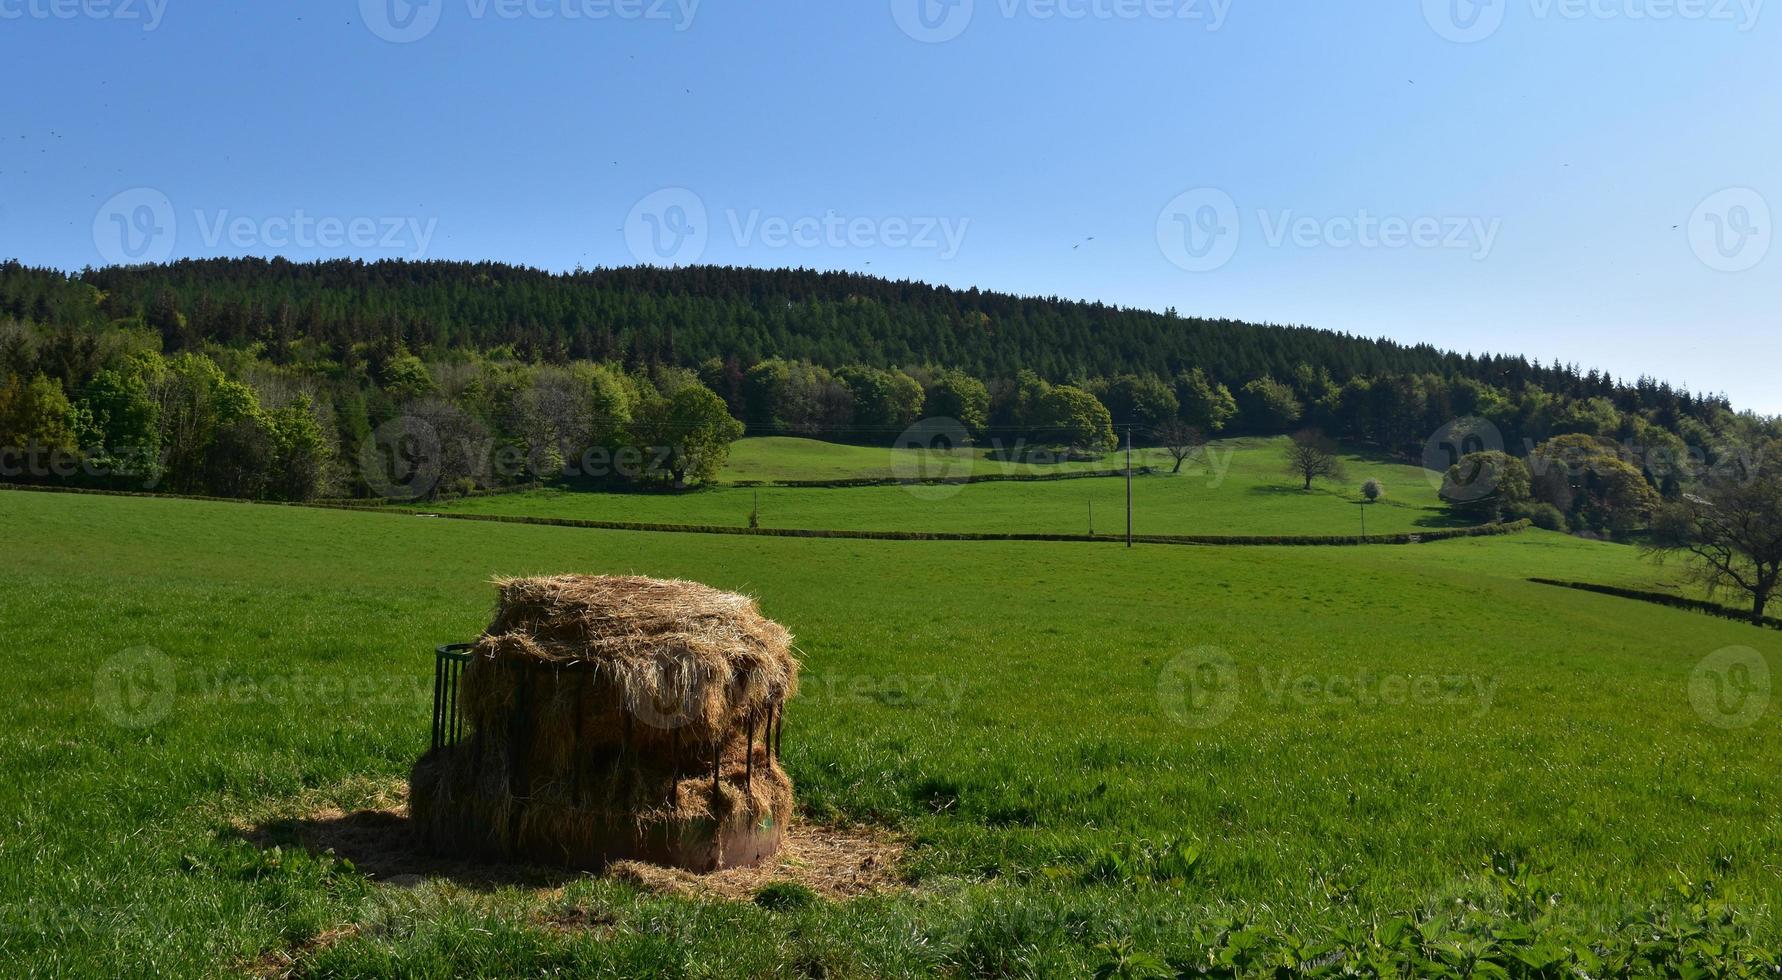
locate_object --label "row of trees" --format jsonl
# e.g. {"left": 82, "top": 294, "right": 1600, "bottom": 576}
{"left": 1, "top": 258, "right": 1737, "bottom": 434}
{"left": 1, "top": 258, "right": 1775, "bottom": 511}
{"left": 3, "top": 312, "right": 1773, "bottom": 505}
{"left": 15, "top": 260, "right": 1727, "bottom": 410}
{"left": 1440, "top": 434, "right": 1665, "bottom": 537}
{"left": 0, "top": 350, "right": 328, "bottom": 500}
{"left": 1437, "top": 433, "right": 1782, "bottom": 622}
{"left": 1262, "top": 424, "right": 1782, "bottom": 625}
{"left": 0, "top": 332, "right": 750, "bottom": 499}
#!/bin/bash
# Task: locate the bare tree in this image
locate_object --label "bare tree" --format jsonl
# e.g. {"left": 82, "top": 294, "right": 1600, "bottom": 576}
{"left": 1649, "top": 445, "right": 1782, "bottom": 623}
{"left": 1284, "top": 429, "right": 1345, "bottom": 491}
{"left": 523, "top": 365, "right": 595, "bottom": 477}
{"left": 1155, "top": 420, "right": 1205, "bottom": 475}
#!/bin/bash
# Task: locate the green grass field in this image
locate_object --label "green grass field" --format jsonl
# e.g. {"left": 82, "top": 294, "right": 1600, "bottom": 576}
{"left": 3, "top": 481, "right": 1778, "bottom": 976}
{"left": 437, "top": 437, "right": 1459, "bottom": 538}
{"left": 718, "top": 436, "right": 1175, "bottom": 484}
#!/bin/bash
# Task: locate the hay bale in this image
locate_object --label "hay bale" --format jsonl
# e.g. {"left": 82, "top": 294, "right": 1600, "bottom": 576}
{"left": 411, "top": 575, "right": 799, "bottom": 873}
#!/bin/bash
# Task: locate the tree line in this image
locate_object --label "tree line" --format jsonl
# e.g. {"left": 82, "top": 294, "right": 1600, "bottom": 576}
{"left": 0, "top": 258, "right": 1772, "bottom": 509}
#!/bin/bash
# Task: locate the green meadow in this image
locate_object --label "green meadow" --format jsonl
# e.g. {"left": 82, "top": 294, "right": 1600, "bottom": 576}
{"left": 3, "top": 473, "right": 1777, "bottom": 976}
{"left": 719, "top": 436, "right": 1165, "bottom": 484}
{"left": 430, "top": 436, "right": 1459, "bottom": 538}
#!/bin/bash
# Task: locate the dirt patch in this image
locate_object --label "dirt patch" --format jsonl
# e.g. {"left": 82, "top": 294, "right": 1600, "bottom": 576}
{"left": 537, "top": 905, "right": 621, "bottom": 937}
{"left": 246, "top": 924, "right": 362, "bottom": 980}
{"left": 238, "top": 794, "right": 905, "bottom": 902}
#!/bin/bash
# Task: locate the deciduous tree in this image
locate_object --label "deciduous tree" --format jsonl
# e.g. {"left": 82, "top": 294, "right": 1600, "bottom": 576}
{"left": 1440, "top": 449, "right": 1531, "bottom": 520}
{"left": 1284, "top": 428, "right": 1344, "bottom": 490}
{"left": 922, "top": 368, "right": 990, "bottom": 436}
{"left": 1242, "top": 377, "right": 1303, "bottom": 433}
{"left": 626, "top": 383, "right": 745, "bottom": 488}
{"left": 1175, "top": 368, "right": 1237, "bottom": 434}
{"left": 1649, "top": 444, "right": 1782, "bottom": 623}
{"left": 1156, "top": 420, "right": 1205, "bottom": 475}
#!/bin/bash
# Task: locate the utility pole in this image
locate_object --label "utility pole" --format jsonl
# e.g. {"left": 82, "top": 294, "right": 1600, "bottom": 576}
{"left": 1125, "top": 427, "right": 1134, "bottom": 549}
{"left": 1359, "top": 500, "right": 1366, "bottom": 538}
{"left": 1088, "top": 500, "right": 1094, "bottom": 537}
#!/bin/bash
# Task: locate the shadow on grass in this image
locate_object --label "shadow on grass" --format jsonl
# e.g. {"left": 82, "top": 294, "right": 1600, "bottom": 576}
{"left": 1244, "top": 483, "right": 1325, "bottom": 497}
{"left": 1237, "top": 482, "right": 1477, "bottom": 530}
{"left": 233, "top": 807, "right": 581, "bottom": 892}
{"left": 982, "top": 449, "right": 1107, "bottom": 466}
{"left": 232, "top": 807, "right": 912, "bottom": 904}
{"left": 1410, "top": 513, "right": 1475, "bottom": 529}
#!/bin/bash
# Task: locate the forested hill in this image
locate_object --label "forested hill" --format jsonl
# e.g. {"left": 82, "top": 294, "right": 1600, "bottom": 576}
{"left": 1, "top": 256, "right": 1762, "bottom": 510}
{"left": 1, "top": 257, "right": 1621, "bottom": 394}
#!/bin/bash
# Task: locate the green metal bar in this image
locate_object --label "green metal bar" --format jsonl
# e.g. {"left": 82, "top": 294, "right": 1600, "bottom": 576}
{"left": 433, "top": 644, "right": 474, "bottom": 749}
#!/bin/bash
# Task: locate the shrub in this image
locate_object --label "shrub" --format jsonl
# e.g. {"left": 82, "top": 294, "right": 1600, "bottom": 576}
{"left": 1508, "top": 500, "right": 1566, "bottom": 531}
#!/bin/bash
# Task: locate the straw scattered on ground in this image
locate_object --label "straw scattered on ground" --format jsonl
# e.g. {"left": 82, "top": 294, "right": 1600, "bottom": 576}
{"left": 608, "top": 821, "right": 907, "bottom": 901}
{"left": 239, "top": 792, "right": 907, "bottom": 903}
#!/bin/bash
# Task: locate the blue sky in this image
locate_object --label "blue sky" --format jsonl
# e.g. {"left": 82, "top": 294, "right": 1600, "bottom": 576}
{"left": 1, "top": 0, "right": 1776, "bottom": 411}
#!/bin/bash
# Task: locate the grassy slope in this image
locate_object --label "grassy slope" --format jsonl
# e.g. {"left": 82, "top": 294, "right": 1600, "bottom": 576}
{"left": 1, "top": 489, "right": 1775, "bottom": 976}
{"left": 436, "top": 437, "right": 1459, "bottom": 537}
{"left": 719, "top": 436, "right": 1160, "bottom": 483}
